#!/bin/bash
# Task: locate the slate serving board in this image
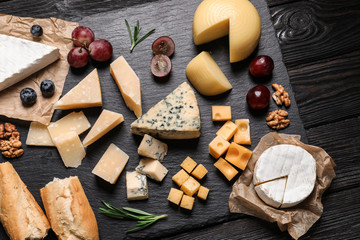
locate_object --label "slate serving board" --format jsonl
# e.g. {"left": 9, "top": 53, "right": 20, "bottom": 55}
{"left": 0, "top": 0, "right": 307, "bottom": 239}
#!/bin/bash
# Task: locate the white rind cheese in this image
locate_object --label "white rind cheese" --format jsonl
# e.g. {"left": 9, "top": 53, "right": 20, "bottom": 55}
{"left": 254, "top": 177, "right": 286, "bottom": 208}
{"left": 137, "top": 134, "right": 168, "bottom": 161}
{"left": 126, "top": 171, "right": 148, "bottom": 200}
{"left": 0, "top": 34, "right": 60, "bottom": 91}
{"left": 135, "top": 158, "right": 168, "bottom": 182}
{"left": 130, "top": 82, "right": 201, "bottom": 139}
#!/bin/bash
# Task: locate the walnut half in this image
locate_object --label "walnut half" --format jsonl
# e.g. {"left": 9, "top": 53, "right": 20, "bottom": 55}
{"left": 272, "top": 83, "right": 291, "bottom": 107}
{"left": 266, "top": 109, "right": 290, "bottom": 130}
{"left": 0, "top": 122, "right": 23, "bottom": 158}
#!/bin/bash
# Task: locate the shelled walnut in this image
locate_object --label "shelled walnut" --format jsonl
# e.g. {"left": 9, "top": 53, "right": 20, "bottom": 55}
{"left": 272, "top": 83, "right": 290, "bottom": 107}
{"left": 266, "top": 110, "right": 290, "bottom": 130}
{"left": 0, "top": 123, "right": 24, "bottom": 158}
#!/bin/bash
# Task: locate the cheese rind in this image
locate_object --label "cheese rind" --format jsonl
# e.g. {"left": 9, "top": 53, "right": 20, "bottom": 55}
{"left": 126, "top": 171, "right": 148, "bottom": 200}
{"left": 26, "top": 122, "right": 54, "bottom": 146}
{"left": 137, "top": 134, "right": 167, "bottom": 161}
{"left": 254, "top": 177, "right": 287, "bottom": 208}
{"left": 130, "top": 82, "right": 201, "bottom": 139}
{"left": 110, "top": 56, "right": 142, "bottom": 117}
{"left": 92, "top": 144, "right": 129, "bottom": 184}
{"left": 135, "top": 158, "right": 168, "bottom": 182}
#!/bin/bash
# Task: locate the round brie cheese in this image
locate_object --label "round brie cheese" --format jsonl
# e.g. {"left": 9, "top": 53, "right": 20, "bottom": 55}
{"left": 253, "top": 144, "right": 316, "bottom": 208}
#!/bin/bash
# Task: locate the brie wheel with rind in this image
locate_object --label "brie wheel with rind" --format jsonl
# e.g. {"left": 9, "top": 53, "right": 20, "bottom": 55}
{"left": 253, "top": 144, "right": 316, "bottom": 208}
{"left": 193, "top": 0, "right": 261, "bottom": 62}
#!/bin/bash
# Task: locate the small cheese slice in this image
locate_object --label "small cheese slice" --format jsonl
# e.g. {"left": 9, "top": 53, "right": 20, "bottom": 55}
{"left": 55, "top": 68, "right": 102, "bottom": 110}
{"left": 214, "top": 157, "right": 238, "bottom": 181}
{"left": 126, "top": 171, "right": 148, "bottom": 200}
{"left": 26, "top": 122, "right": 54, "bottom": 146}
{"left": 137, "top": 134, "right": 168, "bottom": 161}
{"left": 135, "top": 158, "right": 168, "bottom": 182}
{"left": 130, "top": 82, "right": 201, "bottom": 139}
{"left": 254, "top": 177, "right": 287, "bottom": 208}
{"left": 186, "top": 51, "right": 232, "bottom": 96}
{"left": 212, "top": 106, "right": 231, "bottom": 121}
{"left": 216, "top": 120, "right": 238, "bottom": 141}
{"left": 53, "top": 131, "right": 86, "bottom": 168}
{"left": 110, "top": 56, "right": 142, "bottom": 117}
{"left": 234, "top": 119, "right": 251, "bottom": 145}
{"left": 82, "top": 109, "right": 124, "bottom": 147}
{"left": 92, "top": 143, "right": 129, "bottom": 184}
{"left": 224, "top": 142, "right": 252, "bottom": 170}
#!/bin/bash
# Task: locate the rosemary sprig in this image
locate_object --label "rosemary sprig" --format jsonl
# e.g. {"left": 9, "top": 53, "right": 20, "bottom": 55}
{"left": 125, "top": 19, "right": 155, "bottom": 52}
{"left": 99, "top": 200, "right": 167, "bottom": 233}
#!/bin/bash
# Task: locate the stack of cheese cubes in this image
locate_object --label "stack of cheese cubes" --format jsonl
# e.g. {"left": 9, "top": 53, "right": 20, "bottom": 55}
{"left": 209, "top": 106, "right": 252, "bottom": 181}
{"left": 168, "top": 156, "right": 209, "bottom": 211}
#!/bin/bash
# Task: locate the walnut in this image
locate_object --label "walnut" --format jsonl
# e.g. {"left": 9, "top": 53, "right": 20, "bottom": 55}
{"left": 2, "top": 148, "right": 24, "bottom": 158}
{"left": 272, "top": 83, "right": 291, "bottom": 107}
{"left": 266, "top": 109, "right": 290, "bottom": 130}
{"left": 0, "top": 122, "right": 23, "bottom": 158}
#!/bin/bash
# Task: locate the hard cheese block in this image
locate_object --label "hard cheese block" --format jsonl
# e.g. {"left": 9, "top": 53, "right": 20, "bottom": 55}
{"left": 192, "top": 0, "right": 261, "bottom": 62}
{"left": 168, "top": 188, "right": 184, "bottom": 205}
{"left": 26, "top": 122, "right": 54, "bottom": 146}
{"left": 212, "top": 106, "right": 231, "bottom": 121}
{"left": 216, "top": 120, "right": 238, "bottom": 141}
{"left": 253, "top": 144, "right": 317, "bottom": 208}
{"left": 234, "top": 119, "right": 251, "bottom": 145}
{"left": 225, "top": 142, "right": 252, "bottom": 170}
{"left": 131, "top": 82, "right": 201, "bottom": 139}
{"left": 214, "top": 157, "right": 238, "bottom": 181}
{"left": 92, "top": 143, "right": 129, "bottom": 184}
{"left": 126, "top": 171, "right": 148, "bottom": 200}
{"left": 55, "top": 68, "right": 102, "bottom": 110}
{"left": 137, "top": 134, "right": 168, "bottom": 161}
{"left": 110, "top": 56, "right": 142, "bottom": 118}
{"left": 135, "top": 158, "right": 168, "bottom": 182}
{"left": 0, "top": 34, "right": 60, "bottom": 91}
{"left": 82, "top": 109, "right": 124, "bottom": 147}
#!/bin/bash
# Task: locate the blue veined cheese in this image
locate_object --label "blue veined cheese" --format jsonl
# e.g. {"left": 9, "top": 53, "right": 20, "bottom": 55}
{"left": 138, "top": 134, "right": 167, "bottom": 161}
{"left": 130, "top": 82, "right": 201, "bottom": 139}
{"left": 135, "top": 158, "right": 168, "bottom": 182}
{"left": 126, "top": 171, "right": 148, "bottom": 200}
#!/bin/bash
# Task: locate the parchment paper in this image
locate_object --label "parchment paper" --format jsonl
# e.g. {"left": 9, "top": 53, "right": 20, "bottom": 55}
{"left": 0, "top": 14, "right": 78, "bottom": 125}
{"left": 229, "top": 132, "right": 336, "bottom": 239}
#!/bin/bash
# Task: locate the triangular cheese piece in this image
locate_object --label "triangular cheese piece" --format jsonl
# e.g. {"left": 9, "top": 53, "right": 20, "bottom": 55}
{"left": 83, "top": 109, "right": 124, "bottom": 147}
{"left": 110, "top": 56, "right": 142, "bottom": 117}
{"left": 0, "top": 34, "right": 60, "bottom": 91}
{"left": 254, "top": 177, "right": 287, "bottom": 208}
{"left": 130, "top": 82, "right": 201, "bottom": 139}
{"left": 55, "top": 68, "right": 102, "bottom": 110}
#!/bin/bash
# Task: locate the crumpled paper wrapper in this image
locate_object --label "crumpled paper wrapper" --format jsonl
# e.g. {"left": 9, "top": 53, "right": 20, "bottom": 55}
{"left": 0, "top": 14, "right": 78, "bottom": 125}
{"left": 229, "top": 132, "right": 336, "bottom": 239}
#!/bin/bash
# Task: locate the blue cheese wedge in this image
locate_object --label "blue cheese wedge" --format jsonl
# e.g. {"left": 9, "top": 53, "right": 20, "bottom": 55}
{"left": 135, "top": 158, "right": 168, "bottom": 182}
{"left": 130, "top": 82, "right": 201, "bottom": 139}
{"left": 126, "top": 171, "right": 148, "bottom": 200}
{"left": 138, "top": 134, "right": 167, "bottom": 161}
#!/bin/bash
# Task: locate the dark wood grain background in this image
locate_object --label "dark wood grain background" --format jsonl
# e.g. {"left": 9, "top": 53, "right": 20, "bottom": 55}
{"left": 0, "top": 0, "right": 359, "bottom": 239}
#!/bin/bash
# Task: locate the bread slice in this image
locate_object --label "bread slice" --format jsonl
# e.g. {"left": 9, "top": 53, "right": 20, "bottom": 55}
{"left": 40, "top": 176, "right": 99, "bottom": 240}
{"left": 0, "top": 162, "right": 50, "bottom": 240}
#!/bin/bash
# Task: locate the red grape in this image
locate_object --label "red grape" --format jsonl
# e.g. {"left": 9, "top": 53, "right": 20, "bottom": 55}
{"left": 88, "top": 39, "right": 113, "bottom": 62}
{"left": 71, "top": 26, "right": 95, "bottom": 48}
{"left": 150, "top": 54, "right": 172, "bottom": 77}
{"left": 152, "top": 36, "right": 175, "bottom": 57}
{"left": 246, "top": 85, "right": 270, "bottom": 110}
{"left": 249, "top": 55, "right": 274, "bottom": 78}
{"left": 67, "top": 47, "right": 89, "bottom": 68}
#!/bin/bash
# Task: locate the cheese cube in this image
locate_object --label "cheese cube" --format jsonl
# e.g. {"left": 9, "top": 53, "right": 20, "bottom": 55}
{"left": 180, "top": 195, "right": 195, "bottom": 210}
{"left": 135, "top": 158, "right": 168, "bottom": 182}
{"left": 209, "top": 135, "right": 230, "bottom": 159}
{"left": 180, "top": 156, "right": 197, "bottom": 173}
{"left": 234, "top": 119, "right": 251, "bottom": 145}
{"left": 216, "top": 120, "right": 238, "bottom": 141}
{"left": 53, "top": 131, "right": 86, "bottom": 168}
{"left": 167, "top": 188, "right": 184, "bottom": 205}
{"left": 212, "top": 106, "right": 231, "bottom": 121}
{"left": 197, "top": 186, "right": 209, "bottom": 200}
{"left": 92, "top": 143, "right": 129, "bottom": 184}
{"left": 126, "top": 171, "right": 148, "bottom": 200}
{"left": 214, "top": 157, "right": 238, "bottom": 181}
{"left": 225, "top": 142, "right": 252, "bottom": 170}
{"left": 83, "top": 109, "right": 124, "bottom": 147}
{"left": 191, "top": 164, "right": 208, "bottom": 180}
{"left": 137, "top": 134, "right": 167, "bottom": 161}
{"left": 180, "top": 176, "right": 200, "bottom": 196}
{"left": 172, "top": 169, "right": 190, "bottom": 187}
{"left": 26, "top": 122, "right": 54, "bottom": 146}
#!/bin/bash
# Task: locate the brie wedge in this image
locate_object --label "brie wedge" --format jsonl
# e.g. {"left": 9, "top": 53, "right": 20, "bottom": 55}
{"left": 0, "top": 34, "right": 60, "bottom": 91}
{"left": 253, "top": 144, "right": 316, "bottom": 208}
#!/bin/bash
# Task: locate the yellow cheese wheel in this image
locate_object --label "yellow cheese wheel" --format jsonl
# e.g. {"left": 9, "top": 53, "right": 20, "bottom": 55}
{"left": 193, "top": 0, "right": 261, "bottom": 63}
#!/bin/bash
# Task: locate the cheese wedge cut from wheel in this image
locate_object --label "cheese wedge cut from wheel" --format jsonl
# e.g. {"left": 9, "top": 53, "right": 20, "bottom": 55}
{"left": 193, "top": 0, "right": 261, "bottom": 62}
{"left": 110, "top": 56, "right": 142, "bottom": 118}
{"left": 253, "top": 144, "right": 316, "bottom": 208}
{"left": 186, "top": 51, "right": 232, "bottom": 96}
{"left": 0, "top": 34, "right": 60, "bottom": 91}
{"left": 82, "top": 109, "right": 124, "bottom": 147}
{"left": 130, "top": 82, "right": 201, "bottom": 139}
{"left": 55, "top": 68, "right": 102, "bottom": 110}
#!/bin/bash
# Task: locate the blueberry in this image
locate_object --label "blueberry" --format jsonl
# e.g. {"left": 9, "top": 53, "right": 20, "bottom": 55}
{"left": 30, "top": 25, "right": 43, "bottom": 37}
{"left": 40, "top": 80, "right": 55, "bottom": 97}
{"left": 20, "top": 88, "right": 37, "bottom": 106}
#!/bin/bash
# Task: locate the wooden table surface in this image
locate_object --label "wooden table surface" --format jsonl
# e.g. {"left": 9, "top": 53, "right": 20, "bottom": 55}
{"left": 1, "top": 0, "right": 359, "bottom": 239}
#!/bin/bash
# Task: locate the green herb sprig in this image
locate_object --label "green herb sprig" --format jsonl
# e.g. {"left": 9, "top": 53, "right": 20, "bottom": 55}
{"left": 125, "top": 19, "right": 155, "bottom": 53}
{"left": 99, "top": 200, "right": 167, "bottom": 233}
